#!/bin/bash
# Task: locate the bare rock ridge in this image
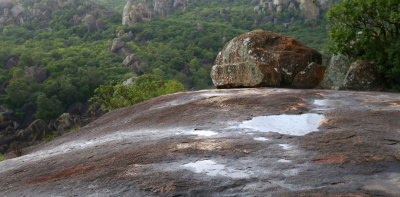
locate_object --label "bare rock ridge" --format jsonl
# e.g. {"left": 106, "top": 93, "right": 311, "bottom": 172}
{"left": 122, "top": 0, "right": 330, "bottom": 26}
{"left": 122, "top": 0, "right": 191, "bottom": 26}
{"left": 0, "top": 0, "right": 109, "bottom": 31}
{"left": 211, "top": 30, "right": 325, "bottom": 88}
{"left": 0, "top": 88, "right": 399, "bottom": 196}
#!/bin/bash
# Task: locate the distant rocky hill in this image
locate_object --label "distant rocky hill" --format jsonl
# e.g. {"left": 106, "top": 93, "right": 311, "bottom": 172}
{"left": 122, "top": 0, "right": 335, "bottom": 26}
{"left": 0, "top": 0, "right": 113, "bottom": 30}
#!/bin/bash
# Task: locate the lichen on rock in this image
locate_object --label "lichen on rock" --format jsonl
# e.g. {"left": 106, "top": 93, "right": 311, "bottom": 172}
{"left": 211, "top": 30, "right": 324, "bottom": 89}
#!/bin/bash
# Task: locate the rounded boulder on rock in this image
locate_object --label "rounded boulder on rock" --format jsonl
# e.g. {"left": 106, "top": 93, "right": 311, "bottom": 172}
{"left": 211, "top": 30, "right": 324, "bottom": 89}
{"left": 341, "top": 60, "right": 384, "bottom": 91}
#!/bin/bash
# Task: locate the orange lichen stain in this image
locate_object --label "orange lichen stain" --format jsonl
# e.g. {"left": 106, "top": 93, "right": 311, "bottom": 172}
{"left": 363, "top": 153, "right": 385, "bottom": 161}
{"left": 159, "top": 184, "right": 177, "bottom": 193}
{"left": 314, "top": 154, "right": 348, "bottom": 164}
{"left": 28, "top": 165, "right": 94, "bottom": 184}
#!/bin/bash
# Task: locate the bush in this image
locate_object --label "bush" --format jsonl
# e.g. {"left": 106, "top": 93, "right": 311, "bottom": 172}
{"left": 0, "top": 154, "right": 5, "bottom": 162}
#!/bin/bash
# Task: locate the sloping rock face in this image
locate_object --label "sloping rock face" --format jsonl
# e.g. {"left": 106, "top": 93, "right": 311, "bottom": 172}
{"left": 253, "top": 0, "right": 332, "bottom": 23}
{"left": 1, "top": 88, "right": 400, "bottom": 196}
{"left": 211, "top": 30, "right": 324, "bottom": 88}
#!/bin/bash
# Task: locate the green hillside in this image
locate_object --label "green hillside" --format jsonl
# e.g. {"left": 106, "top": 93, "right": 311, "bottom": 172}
{"left": 0, "top": 0, "right": 330, "bottom": 122}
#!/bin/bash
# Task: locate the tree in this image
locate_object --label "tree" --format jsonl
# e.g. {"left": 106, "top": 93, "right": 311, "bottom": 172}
{"left": 328, "top": 0, "right": 400, "bottom": 89}
{"left": 90, "top": 74, "right": 185, "bottom": 111}
{"left": 34, "top": 94, "right": 64, "bottom": 121}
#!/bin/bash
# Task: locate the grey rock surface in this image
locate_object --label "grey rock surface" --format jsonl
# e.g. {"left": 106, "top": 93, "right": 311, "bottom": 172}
{"left": 1, "top": 88, "right": 399, "bottom": 196}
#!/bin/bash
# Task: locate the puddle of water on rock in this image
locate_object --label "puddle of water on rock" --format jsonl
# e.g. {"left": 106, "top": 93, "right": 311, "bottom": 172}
{"left": 279, "top": 144, "right": 293, "bottom": 150}
{"left": 277, "top": 159, "right": 291, "bottom": 163}
{"left": 182, "top": 160, "right": 249, "bottom": 179}
{"left": 253, "top": 137, "right": 269, "bottom": 141}
{"left": 238, "top": 113, "right": 325, "bottom": 136}
{"left": 189, "top": 130, "right": 218, "bottom": 137}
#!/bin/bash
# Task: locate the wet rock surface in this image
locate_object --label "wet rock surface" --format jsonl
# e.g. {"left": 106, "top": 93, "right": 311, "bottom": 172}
{"left": 211, "top": 30, "right": 324, "bottom": 88}
{"left": 1, "top": 88, "right": 400, "bottom": 196}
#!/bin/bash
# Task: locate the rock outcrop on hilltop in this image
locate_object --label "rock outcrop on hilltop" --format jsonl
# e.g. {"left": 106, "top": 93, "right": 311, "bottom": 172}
{"left": 123, "top": 0, "right": 191, "bottom": 26}
{"left": 0, "top": 0, "right": 109, "bottom": 30}
{"left": 211, "top": 30, "right": 325, "bottom": 88}
{"left": 122, "top": 0, "right": 330, "bottom": 26}
{"left": 253, "top": 0, "right": 333, "bottom": 23}
{"left": 0, "top": 88, "right": 399, "bottom": 196}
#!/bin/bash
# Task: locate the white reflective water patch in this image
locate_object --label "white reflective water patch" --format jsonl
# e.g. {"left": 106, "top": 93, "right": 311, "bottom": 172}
{"left": 253, "top": 137, "right": 269, "bottom": 141}
{"left": 277, "top": 159, "right": 291, "bottom": 163}
{"left": 189, "top": 130, "right": 218, "bottom": 137}
{"left": 181, "top": 160, "right": 250, "bottom": 179}
{"left": 279, "top": 144, "right": 293, "bottom": 150}
{"left": 238, "top": 114, "right": 325, "bottom": 136}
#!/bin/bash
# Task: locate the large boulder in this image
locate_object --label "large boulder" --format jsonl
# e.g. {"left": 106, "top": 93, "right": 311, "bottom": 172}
{"left": 211, "top": 30, "right": 324, "bottom": 88}
{"left": 319, "top": 54, "right": 351, "bottom": 90}
{"left": 24, "top": 66, "right": 48, "bottom": 83}
{"left": 341, "top": 60, "right": 384, "bottom": 91}
{"left": 10, "top": 4, "right": 23, "bottom": 18}
{"left": 50, "top": 113, "right": 80, "bottom": 135}
{"left": 83, "top": 14, "right": 96, "bottom": 33}
{"left": 0, "top": 0, "right": 13, "bottom": 9}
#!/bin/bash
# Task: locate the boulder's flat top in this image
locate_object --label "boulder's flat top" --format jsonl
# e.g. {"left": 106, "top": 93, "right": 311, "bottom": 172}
{"left": 1, "top": 88, "right": 400, "bottom": 196}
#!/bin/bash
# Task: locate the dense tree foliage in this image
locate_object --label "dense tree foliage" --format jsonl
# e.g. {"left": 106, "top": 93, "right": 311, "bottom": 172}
{"left": 328, "top": 0, "right": 400, "bottom": 90}
{"left": 90, "top": 74, "right": 185, "bottom": 111}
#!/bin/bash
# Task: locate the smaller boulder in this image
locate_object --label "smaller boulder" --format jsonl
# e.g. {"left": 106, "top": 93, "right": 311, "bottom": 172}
{"left": 96, "top": 18, "right": 105, "bottom": 30}
{"left": 16, "top": 119, "right": 49, "bottom": 142}
{"left": 111, "top": 38, "right": 126, "bottom": 52}
{"left": 111, "top": 38, "right": 132, "bottom": 56}
{"left": 341, "top": 60, "right": 384, "bottom": 91}
{"left": 53, "top": 113, "right": 80, "bottom": 135}
{"left": 319, "top": 54, "right": 351, "bottom": 90}
{"left": 123, "top": 54, "right": 142, "bottom": 73}
{"left": 6, "top": 55, "right": 19, "bottom": 70}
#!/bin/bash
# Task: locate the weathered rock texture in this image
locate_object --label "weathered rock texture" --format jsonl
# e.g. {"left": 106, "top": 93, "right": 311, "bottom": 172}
{"left": 319, "top": 54, "right": 350, "bottom": 90}
{"left": 1, "top": 88, "right": 399, "bottom": 196}
{"left": 341, "top": 60, "right": 384, "bottom": 91}
{"left": 211, "top": 30, "right": 324, "bottom": 88}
